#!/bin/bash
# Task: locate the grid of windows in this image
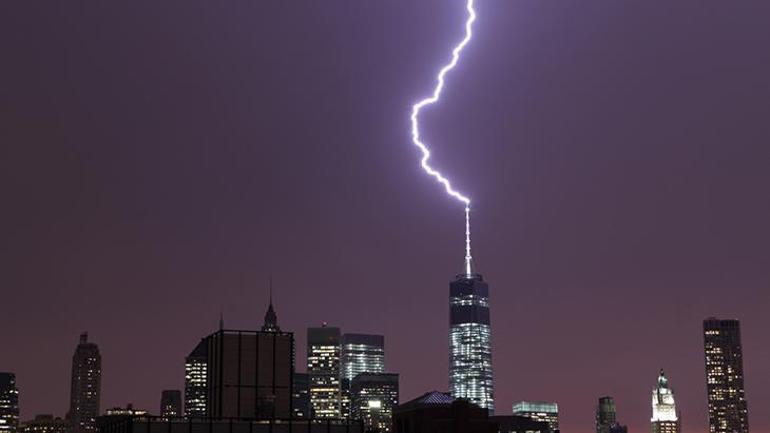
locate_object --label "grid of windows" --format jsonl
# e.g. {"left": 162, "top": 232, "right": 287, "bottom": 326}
{"left": 449, "top": 274, "right": 494, "bottom": 413}
{"left": 308, "top": 327, "right": 342, "bottom": 419}
{"left": 0, "top": 373, "right": 19, "bottom": 433}
{"left": 704, "top": 319, "right": 749, "bottom": 433}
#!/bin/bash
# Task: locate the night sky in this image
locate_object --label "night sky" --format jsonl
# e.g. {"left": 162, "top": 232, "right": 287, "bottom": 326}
{"left": 1, "top": 1, "right": 769, "bottom": 433}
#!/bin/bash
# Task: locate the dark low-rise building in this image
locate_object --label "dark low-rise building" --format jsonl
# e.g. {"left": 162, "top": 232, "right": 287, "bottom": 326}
{"left": 492, "top": 416, "right": 551, "bottom": 433}
{"left": 160, "top": 391, "right": 182, "bottom": 418}
{"left": 20, "top": 416, "right": 69, "bottom": 433}
{"left": 98, "top": 416, "right": 362, "bottom": 433}
{"left": 393, "top": 391, "right": 496, "bottom": 433}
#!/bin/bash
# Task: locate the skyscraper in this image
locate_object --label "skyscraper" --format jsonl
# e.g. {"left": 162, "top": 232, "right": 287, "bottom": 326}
{"left": 651, "top": 370, "right": 680, "bottom": 433}
{"left": 449, "top": 270, "right": 494, "bottom": 413}
{"left": 292, "top": 373, "right": 311, "bottom": 419}
{"left": 512, "top": 402, "right": 559, "bottom": 433}
{"left": 341, "top": 334, "right": 385, "bottom": 419}
{"left": 0, "top": 373, "right": 19, "bottom": 433}
{"left": 160, "top": 390, "right": 182, "bottom": 418}
{"left": 67, "top": 333, "right": 101, "bottom": 433}
{"left": 341, "top": 334, "right": 385, "bottom": 382}
{"left": 184, "top": 340, "right": 208, "bottom": 418}
{"left": 704, "top": 318, "right": 749, "bottom": 433}
{"left": 308, "top": 325, "right": 342, "bottom": 418}
{"left": 596, "top": 397, "right": 627, "bottom": 433}
{"left": 350, "top": 373, "right": 398, "bottom": 433}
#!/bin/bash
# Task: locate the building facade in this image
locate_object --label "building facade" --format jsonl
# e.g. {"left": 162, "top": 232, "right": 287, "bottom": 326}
{"left": 341, "top": 334, "right": 385, "bottom": 382}
{"left": 0, "top": 373, "right": 19, "bottom": 433}
{"left": 160, "top": 390, "right": 182, "bottom": 418}
{"left": 350, "top": 373, "right": 398, "bottom": 433}
{"left": 67, "top": 333, "right": 101, "bottom": 433}
{"left": 184, "top": 340, "right": 208, "bottom": 418}
{"left": 512, "top": 401, "right": 558, "bottom": 433}
{"left": 449, "top": 272, "right": 494, "bottom": 413}
{"left": 704, "top": 318, "right": 749, "bottom": 433}
{"left": 204, "top": 329, "right": 294, "bottom": 419}
{"left": 307, "top": 325, "right": 342, "bottom": 418}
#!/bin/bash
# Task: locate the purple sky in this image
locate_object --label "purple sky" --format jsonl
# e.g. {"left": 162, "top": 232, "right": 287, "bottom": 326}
{"left": 1, "top": 2, "right": 769, "bottom": 433}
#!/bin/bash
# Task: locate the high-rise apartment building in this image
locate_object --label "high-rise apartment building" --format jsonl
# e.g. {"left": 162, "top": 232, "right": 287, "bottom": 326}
{"left": 160, "top": 390, "right": 182, "bottom": 418}
{"left": 449, "top": 270, "right": 494, "bottom": 413}
{"left": 308, "top": 325, "right": 342, "bottom": 418}
{"left": 67, "top": 333, "right": 101, "bottom": 433}
{"left": 184, "top": 340, "right": 208, "bottom": 418}
{"left": 0, "top": 373, "right": 19, "bottom": 433}
{"left": 704, "top": 318, "right": 749, "bottom": 433}
{"left": 512, "top": 402, "right": 558, "bottom": 433}
{"left": 341, "top": 334, "right": 385, "bottom": 382}
{"left": 350, "top": 373, "right": 398, "bottom": 433}
{"left": 651, "top": 370, "right": 680, "bottom": 433}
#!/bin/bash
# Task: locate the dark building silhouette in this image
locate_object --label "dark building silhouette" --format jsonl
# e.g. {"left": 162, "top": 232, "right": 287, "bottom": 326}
{"left": 20, "top": 416, "right": 70, "bottom": 433}
{"left": 292, "top": 373, "right": 310, "bottom": 419}
{"left": 350, "top": 373, "right": 398, "bottom": 433}
{"left": 261, "top": 294, "right": 280, "bottom": 333}
{"left": 449, "top": 270, "right": 494, "bottom": 413}
{"left": 160, "top": 390, "right": 182, "bottom": 418}
{"left": 204, "top": 328, "right": 293, "bottom": 419}
{"left": 0, "top": 373, "right": 19, "bottom": 433}
{"left": 596, "top": 397, "right": 627, "bottom": 433}
{"left": 308, "top": 325, "right": 342, "bottom": 418}
{"left": 492, "top": 415, "right": 551, "bottom": 433}
{"left": 393, "top": 391, "right": 497, "bottom": 433}
{"left": 67, "top": 333, "right": 101, "bottom": 433}
{"left": 98, "top": 416, "right": 362, "bottom": 433}
{"left": 184, "top": 340, "right": 208, "bottom": 418}
{"left": 704, "top": 318, "right": 749, "bottom": 433}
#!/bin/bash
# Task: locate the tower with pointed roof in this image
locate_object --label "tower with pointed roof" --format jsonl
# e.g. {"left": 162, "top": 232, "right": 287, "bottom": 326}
{"left": 262, "top": 282, "right": 280, "bottom": 332}
{"left": 651, "top": 370, "right": 680, "bottom": 433}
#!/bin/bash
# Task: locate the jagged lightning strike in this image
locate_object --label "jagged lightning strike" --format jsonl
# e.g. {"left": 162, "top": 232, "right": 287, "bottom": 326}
{"left": 410, "top": 0, "right": 477, "bottom": 278}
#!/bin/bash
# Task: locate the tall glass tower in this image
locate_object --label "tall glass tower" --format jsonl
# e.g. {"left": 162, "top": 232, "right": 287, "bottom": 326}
{"left": 449, "top": 271, "right": 494, "bottom": 413}
{"left": 341, "top": 334, "right": 385, "bottom": 382}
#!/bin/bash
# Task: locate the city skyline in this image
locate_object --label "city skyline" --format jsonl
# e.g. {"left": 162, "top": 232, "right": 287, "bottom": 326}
{"left": 2, "top": 1, "right": 769, "bottom": 433}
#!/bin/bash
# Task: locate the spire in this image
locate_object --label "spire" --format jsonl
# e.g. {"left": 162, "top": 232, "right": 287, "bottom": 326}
{"left": 219, "top": 311, "right": 224, "bottom": 331}
{"left": 262, "top": 277, "right": 280, "bottom": 332}
{"left": 463, "top": 205, "right": 474, "bottom": 278}
{"left": 658, "top": 369, "right": 668, "bottom": 388}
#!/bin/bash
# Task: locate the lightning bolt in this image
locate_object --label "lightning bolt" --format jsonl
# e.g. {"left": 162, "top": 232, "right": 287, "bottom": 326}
{"left": 410, "top": 0, "right": 477, "bottom": 278}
